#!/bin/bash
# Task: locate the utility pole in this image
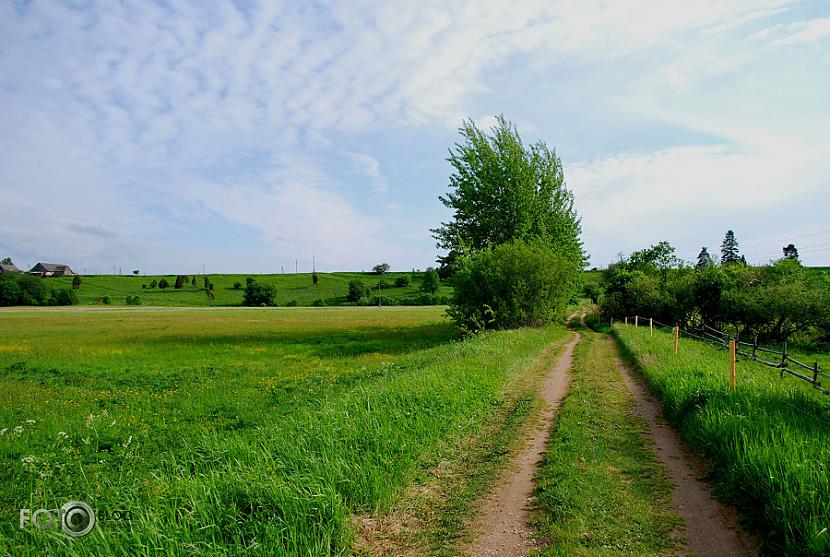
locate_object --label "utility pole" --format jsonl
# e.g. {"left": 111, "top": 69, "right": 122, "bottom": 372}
{"left": 295, "top": 260, "right": 298, "bottom": 274}
{"left": 312, "top": 255, "right": 316, "bottom": 273}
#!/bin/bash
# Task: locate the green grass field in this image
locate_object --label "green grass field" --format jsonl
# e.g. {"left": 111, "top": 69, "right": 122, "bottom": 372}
{"left": 43, "top": 272, "right": 453, "bottom": 307}
{"left": 0, "top": 307, "right": 565, "bottom": 555}
{"left": 612, "top": 322, "right": 830, "bottom": 556}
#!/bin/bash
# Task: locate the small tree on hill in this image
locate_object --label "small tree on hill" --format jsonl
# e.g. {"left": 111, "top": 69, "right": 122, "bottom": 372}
{"left": 72, "top": 275, "right": 82, "bottom": 289}
{"left": 132, "top": 269, "right": 139, "bottom": 276}
{"left": 1, "top": 257, "right": 12, "bottom": 265}
{"left": 783, "top": 243, "right": 799, "bottom": 261}
{"left": 373, "top": 263, "right": 390, "bottom": 275}
{"left": 191, "top": 276, "right": 196, "bottom": 286}
{"left": 720, "top": 230, "right": 741, "bottom": 265}
{"left": 158, "top": 278, "right": 169, "bottom": 290}
{"left": 174, "top": 275, "right": 186, "bottom": 289}
{"left": 695, "top": 247, "right": 712, "bottom": 271}
{"left": 243, "top": 282, "right": 277, "bottom": 306}
{"left": 312, "top": 272, "right": 319, "bottom": 286}
{"left": 203, "top": 276, "right": 210, "bottom": 289}
{"left": 420, "top": 268, "right": 440, "bottom": 294}
{"left": 150, "top": 279, "right": 158, "bottom": 289}
{"left": 347, "top": 279, "right": 366, "bottom": 303}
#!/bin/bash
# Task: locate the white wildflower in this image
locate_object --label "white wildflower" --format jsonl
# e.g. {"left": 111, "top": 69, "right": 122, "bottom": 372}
{"left": 82, "top": 437, "right": 91, "bottom": 445}
{"left": 25, "top": 419, "right": 36, "bottom": 425}
{"left": 109, "top": 420, "right": 116, "bottom": 427}
{"left": 62, "top": 447, "right": 72, "bottom": 454}
{"left": 13, "top": 426, "right": 23, "bottom": 435}
{"left": 58, "top": 431, "right": 69, "bottom": 439}
{"left": 86, "top": 414, "right": 95, "bottom": 426}
{"left": 122, "top": 435, "right": 133, "bottom": 448}
{"left": 39, "top": 471, "right": 48, "bottom": 479}
{"left": 0, "top": 428, "right": 7, "bottom": 436}
{"left": 21, "top": 455, "right": 36, "bottom": 465}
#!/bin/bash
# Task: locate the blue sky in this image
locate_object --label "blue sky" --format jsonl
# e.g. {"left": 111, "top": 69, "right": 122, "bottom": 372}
{"left": 1, "top": 1, "right": 828, "bottom": 274}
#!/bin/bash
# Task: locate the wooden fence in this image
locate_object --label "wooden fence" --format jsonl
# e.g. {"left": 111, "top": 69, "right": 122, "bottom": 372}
{"left": 611, "top": 315, "right": 829, "bottom": 395}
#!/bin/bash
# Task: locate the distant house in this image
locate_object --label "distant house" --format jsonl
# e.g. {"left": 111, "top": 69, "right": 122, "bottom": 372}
{"left": 29, "top": 262, "right": 76, "bottom": 277}
{"left": 0, "top": 263, "right": 21, "bottom": 274}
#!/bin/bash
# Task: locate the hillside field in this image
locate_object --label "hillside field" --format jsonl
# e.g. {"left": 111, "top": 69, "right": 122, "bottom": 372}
{"left": 0, "top": 306, "right": 568, "bottom": 555}
{"left": 45, "top": 271, "right": 453, "bottom": 307}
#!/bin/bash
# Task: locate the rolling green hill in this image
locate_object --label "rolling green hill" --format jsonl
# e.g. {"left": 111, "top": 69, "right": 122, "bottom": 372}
{"left": 45, "top": 272, "right": 453, "bottom": 307}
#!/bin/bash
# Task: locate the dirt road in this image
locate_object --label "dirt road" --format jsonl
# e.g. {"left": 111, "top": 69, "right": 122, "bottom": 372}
{"left": 467, "top": 329, "right": 580, "bottom": 556}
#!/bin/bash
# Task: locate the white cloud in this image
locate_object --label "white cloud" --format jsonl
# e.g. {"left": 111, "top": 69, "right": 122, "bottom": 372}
{"left": 767, "top": 18, "right": 830, "bottom": 46}
{"left": 0, "top": 0, "right": 826, "bottom": 271}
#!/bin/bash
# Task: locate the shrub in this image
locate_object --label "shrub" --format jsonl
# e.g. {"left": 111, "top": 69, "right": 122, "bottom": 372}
{"left": 150, "top": 279, "right": 158, "bottom": 289}
{"left": 372, "top": 263, "right": 390, "bottom": 275}
{"left": 312, "top": 298, "right": 327, "bottom": 307}
{"left": 286, "top": 299, "right": 299, "bottom": 307}
{"left": 233, "top": 281, "right": 242, "bottom": 290}
{"left": 72, "top": 275, "right": 82, "bottom": 289}
{"left": 48, "top": 288, "right": 79, "bottom": 306}
{"left": 420, "top": 268, "right": 440, "bottom": 294}
{"left": 101, "top": 296, "right": 111, "bottom": 305}
{"left": 191, "top": 276, "right": 196, "bottom": 286}
{"left": 174, "top": 275, "right": 187, "bottom": 289}
{"left": 246, "top": 277, "right": 255, "bottom": 286}
{"left": 312, "top": 273, "right": 319, "bottom": 286}
{"left": 394, "top": 275, "right": 410, "bottom": 287}
{"left": 347, "top": 280, "right": 366, "bottom": 303}
{"left": 158, "top": 278, "right": 169, "bottom": 290}
{"left": 142, "top": 284, "right": 147, "bottom": 289}
{"left": 125, "top": 295, "right": 142, "bottom": 306}
{"left": 0, "top": 273, "right": 49, "bottom": 306}
{"left": 449, "top": 237, "right": 581, "bottom": 331}
{"left": 244, "top": 282, "right": 277, "bottom": 306}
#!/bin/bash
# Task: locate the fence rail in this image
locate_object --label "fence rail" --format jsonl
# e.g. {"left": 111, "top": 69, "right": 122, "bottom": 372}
{"left": 612, "top": 315, "right": 829, "bottom": 395}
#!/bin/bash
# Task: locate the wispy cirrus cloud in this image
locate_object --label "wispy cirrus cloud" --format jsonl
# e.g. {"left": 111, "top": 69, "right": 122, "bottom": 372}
{"left": 0, "top": 1, "right": 827, "bottom": 271}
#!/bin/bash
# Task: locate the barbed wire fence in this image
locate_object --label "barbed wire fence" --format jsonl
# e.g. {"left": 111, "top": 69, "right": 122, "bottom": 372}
{"left": 610, "top": 315, "right": 829, "bottom": 396}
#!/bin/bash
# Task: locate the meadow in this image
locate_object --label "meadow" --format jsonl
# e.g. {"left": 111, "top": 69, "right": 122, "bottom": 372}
{"left": 0, "top": 307, "right": 565, "bottom": 555}
{"left": 44, "top": 272, "right": 453, "bottom": 307}
{"left": 611, "top": 322, "right": 830, "bottom": 555}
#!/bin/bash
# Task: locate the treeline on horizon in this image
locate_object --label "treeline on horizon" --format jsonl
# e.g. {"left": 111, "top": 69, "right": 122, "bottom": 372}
{"left": 591, "top": 232, "right": 830, "bottom": 345}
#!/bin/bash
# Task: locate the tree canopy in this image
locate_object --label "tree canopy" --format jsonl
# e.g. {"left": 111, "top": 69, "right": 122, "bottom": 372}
{"left": 720, "top": 230, "right": 741, "bottom": 264}
{"left": 431, "top": 116, "right": 584, "bottom": 267}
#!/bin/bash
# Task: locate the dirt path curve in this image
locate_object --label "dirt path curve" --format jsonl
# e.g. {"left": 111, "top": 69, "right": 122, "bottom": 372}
{"left": 612, "top": 339, "right": 758, "bottom": 557}
{"left": 467, "top": 322, "right": 581, "bottom": 557}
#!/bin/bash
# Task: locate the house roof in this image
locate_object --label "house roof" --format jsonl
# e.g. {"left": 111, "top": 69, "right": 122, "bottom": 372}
{"left": 0, "top": 263, "right": 20, "bottom": 272}
{"left": 30, "top": 262, "right": 74, "bottom": 273}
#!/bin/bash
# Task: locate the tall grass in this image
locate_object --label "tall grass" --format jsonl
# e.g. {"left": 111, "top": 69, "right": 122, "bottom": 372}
{"left": 0, "top": 307, "right": 564, "bottom": 555}
{"left": 614, "top": 324, "right": 830, "bottom": 555}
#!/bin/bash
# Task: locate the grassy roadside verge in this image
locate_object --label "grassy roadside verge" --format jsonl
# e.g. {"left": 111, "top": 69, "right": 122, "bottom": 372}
{"left": 533, "top": 328, "right": 682, "bottom": 556}
{"left": 613, "top": 324, "right": 830, "bottom": 555}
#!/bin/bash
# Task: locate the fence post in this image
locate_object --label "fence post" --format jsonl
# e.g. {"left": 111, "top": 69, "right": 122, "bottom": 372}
{"left": 635, "top": 315, "right": 639, "bottom": 327}
{"left": 625, "top": 316, "right": 628, "bottom": 325}
{"left": 780, "top": 341, "right": 787, "bottom": 379}
{"left": 650, "top": 318, "right": 653, "bottom": 337}
{"left": 813, "top": 362, "right": 820, "bottom": 389}
{"left": 673, "top": 326, "right": 679, "bottom": 355}
{"left": 611, "top": 317, "right": 614, "bottom": 327}
{"left": 752, "top": 335, "right": 758, "bottom": 360}
{"left": 729, "top": 339, "right": 736, "bottom": 391}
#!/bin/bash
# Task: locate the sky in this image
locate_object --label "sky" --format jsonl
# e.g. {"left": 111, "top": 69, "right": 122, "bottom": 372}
{"left": 1, "top": 0, "right": 829, "bottom": 274}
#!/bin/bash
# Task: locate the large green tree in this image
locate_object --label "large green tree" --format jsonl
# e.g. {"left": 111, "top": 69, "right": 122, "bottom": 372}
{"left": 431, "top": 116, "right": 584, "bottom": 267}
